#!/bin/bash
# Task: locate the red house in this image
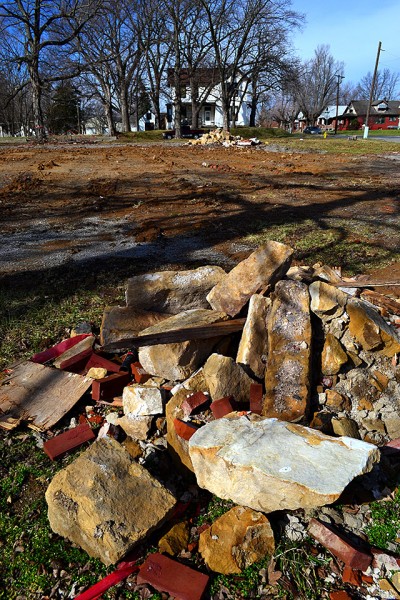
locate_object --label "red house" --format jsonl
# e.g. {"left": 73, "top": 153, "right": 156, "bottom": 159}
{"left": 340, "top": 99, "right": 400, "bottom": 130}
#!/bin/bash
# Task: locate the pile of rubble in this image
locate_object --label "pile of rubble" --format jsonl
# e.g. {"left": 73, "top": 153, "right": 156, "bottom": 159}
{"left": 2, "top": 241, "right": 400, "bottom": 599}
{"left": 189, "top": 127, "right": 261, "bottom": 147}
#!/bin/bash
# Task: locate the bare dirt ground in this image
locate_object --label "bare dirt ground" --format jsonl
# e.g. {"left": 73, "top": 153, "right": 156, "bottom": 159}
{"left": 0, "top": 140, "right": 399, "bottom": 288}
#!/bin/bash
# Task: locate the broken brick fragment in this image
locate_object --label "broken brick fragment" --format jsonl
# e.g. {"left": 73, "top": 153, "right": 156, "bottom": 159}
{"left": 181, "top": 391, "right": 209, "bottom": 417}
{"left": 210, "top": 396, "right": 234, "bottom": 419}
{"left": 43, "top": 423, "right": 95, "bottom": 460}
{"left": 250, "top": 383, "right": 263, "bottom": 414}
{"left": 131, "top": 361, "right": 151, "bottom": 384}
{"left": 137, "top": 553, "right": 209, "bottom": 600}
{"left": 174, "top": 418, "right": 199, "bottom": 441}
{"left": 342, "top": 566, "right": 362, "bottom": 586}
{"left": 308, "top": 518, "right": 372, "bottom": 572}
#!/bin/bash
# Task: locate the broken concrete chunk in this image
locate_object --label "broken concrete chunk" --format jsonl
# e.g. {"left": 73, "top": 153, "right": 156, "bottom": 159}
{"left": 321, "top": 333, "right": 349, "bottom": 375}
{"left": 87, "top": 367, "right": 108, "bottom": 380}
{"left": 138, "top": 309, "right": 228, "bottom": 381}
{"left": 203, "top": 353, "right": 254, "bottom": 404}
{"left": 122, "top": 384, "right": 164, "bottom": 416}
{"left": 100, "top": 306, "right": 168, "bottom": 348}
{"left": 206, "top": 242, "right": 293, "bottom": 317}
{"left": 198, "top": 505, "right": 275, "bottom": 574}
{"left": 189, "top": 414, "right": 379, "bottom": 513}
{"left": 45, "top": 438, "right": 176, "bottom": 565}
{"left": 347, "top": 298, "right": 400, "bottom": 357}
{"left": 126, "top": 266, "right": 226, "bottom": 313}
{"left": 236, "top": 294, "right": 270, "bottom": 379}
{"left": 262, "top": 280, "right": 312, "bottom": 422}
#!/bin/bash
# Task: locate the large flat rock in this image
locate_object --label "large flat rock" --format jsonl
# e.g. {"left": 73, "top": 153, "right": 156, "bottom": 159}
{"left": 206, "top": 242, "right": 293, "bottom": 317}
{"left": 126, "top": 266, "right": 226, "bottom": 314}
{"left": 138, "top": 309, "right": 228, "bottom": 381}
{"left": 189, "top": 414, "right": 379, "bottom": 513}
{"left": 46, "top": 438, "right": 176, "bottom": 565}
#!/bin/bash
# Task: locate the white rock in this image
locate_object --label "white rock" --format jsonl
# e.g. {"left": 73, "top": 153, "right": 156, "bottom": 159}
{"left": 123, "top": 385, "right": 164, "bottom": 416}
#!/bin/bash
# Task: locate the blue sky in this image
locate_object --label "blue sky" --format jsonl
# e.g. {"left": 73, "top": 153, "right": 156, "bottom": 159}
{"left": 290, "top": 0, "right": 400, "bottom": 85}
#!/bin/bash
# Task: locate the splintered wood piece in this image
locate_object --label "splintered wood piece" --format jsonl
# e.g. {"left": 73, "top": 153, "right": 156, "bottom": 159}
{"left": 102, "top": 318, "right": 246, "bottom": 351}
{"left": 332, "top": 280, "right": 400, "bottom": 289}
{"left": 360, "top": 290, "right": 400, "bottom": 316}
{"left": 0, "top": 361, "right": 92, "bottom": 431}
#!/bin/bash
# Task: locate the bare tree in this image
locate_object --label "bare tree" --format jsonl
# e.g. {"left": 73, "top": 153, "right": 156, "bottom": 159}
{"left": 295, "top": 45, "right": 343, "bottom": 125}
{"left": 354, "top": 68, "right": 400, "bottom": 101}
{"left": 0, "top": 0, "right": 101, "bottom": 141}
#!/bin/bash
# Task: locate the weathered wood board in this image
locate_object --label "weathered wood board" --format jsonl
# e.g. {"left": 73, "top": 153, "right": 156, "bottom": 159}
{"left": 0, "top": 361, "right": 92, "bottom": 431}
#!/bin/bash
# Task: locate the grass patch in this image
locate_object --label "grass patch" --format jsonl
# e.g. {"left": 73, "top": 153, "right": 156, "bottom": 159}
{"left": 245, "top": 217, "right": 397, "bottom": 275}
{"left": 196, "top": 495, "right": 234, "bottom": 526}
{"left": 365, "top": 488, "right": 400, "bottom": 550}
{"left": 230, "top": 126, "right": 291, "bottom": 140}
{"left": 277, "top": 135, "right": 400, "bottom": 155}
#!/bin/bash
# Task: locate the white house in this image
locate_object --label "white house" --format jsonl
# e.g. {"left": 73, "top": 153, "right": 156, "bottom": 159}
{"left": 166, "top": 68, "right": 251, "bottom": 129}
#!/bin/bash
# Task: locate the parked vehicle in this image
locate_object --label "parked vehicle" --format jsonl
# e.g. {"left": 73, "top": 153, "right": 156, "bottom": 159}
{"left": 303, "top": 126, "right": 322, "bottom": 135}
{"left": 163, "top": 125, "right": 209, "bottom": 139}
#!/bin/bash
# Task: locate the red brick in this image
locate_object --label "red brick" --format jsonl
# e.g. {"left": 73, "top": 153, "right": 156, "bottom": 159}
{"left": 308, "top": 519, "right": 372, "bottom": 572}
{"left": 210, "top": 396, "right": 234, "bottom": 419}
{"left": 361, "top": 573, "right": 374, "bottom": 585}
{"left": 329, "top": 592, "right": 352, "bottom": 600}
{"left": 174, "top": 418, "right": 199, "bottom": 441}
{"left": 137, "top": 553, "right": 209, "bottom": 600}
{"left": 43, "top": 423, "right": 95, "bottom": 460}
{"left": 250, "top": 383, "right": 263, "bottom": 414}
{"left": 181, "top": 391, "right": 209, "bottom": 417}
{"left": 342, "top": 566, "right": 362, "bottom": 586}
{"left": 131, "top": 361, "right": 151, "bottom": 384}
{"left": 92, "top": 372, "right": 131, "bottom": 401}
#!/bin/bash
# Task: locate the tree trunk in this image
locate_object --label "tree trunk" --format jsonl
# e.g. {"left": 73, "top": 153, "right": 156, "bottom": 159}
{"left": 249, "top": 95, "right": 257, "bottom": 127}
{"left": 30, "top": 70, "right": 46, "bottom": 142}
{"left": 190, "top": 79, "right": 199, "bottom": 128}
{"left": 120, "top": 86, "right": 131, "bottom": 132}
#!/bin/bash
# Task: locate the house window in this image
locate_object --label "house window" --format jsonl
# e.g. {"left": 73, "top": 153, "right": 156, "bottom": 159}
{"left": 389, "top": 116, "right": 397, "bottom": 122}
{"left": 377, "top": 102, "right": 387, "bottom": 111}
{"left": 180, "top": 86, "right": 186, "bottom": 99}
{"left": 204, "top": 106, "right": 212, "bottom": 123}
{"left": 375, "top": 117, "right": 385, "bottom": 124}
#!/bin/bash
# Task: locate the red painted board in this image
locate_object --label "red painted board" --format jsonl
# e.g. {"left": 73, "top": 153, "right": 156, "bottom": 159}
{"left": 43, "top": 423, "right": 95, "bottom": 460}
{"left": 74, "top": 562, "right": 139, "bottom": 600}
{"left": 92, "top": 372, "right": 131, "bottom": 401}
{"left": 31, "top": 334, "right": 94, "bottom": 364}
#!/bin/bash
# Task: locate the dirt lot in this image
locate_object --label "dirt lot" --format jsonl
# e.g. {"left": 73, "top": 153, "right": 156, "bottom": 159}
{"left": 0, "top": 140, "right": 399, "bottom": 285}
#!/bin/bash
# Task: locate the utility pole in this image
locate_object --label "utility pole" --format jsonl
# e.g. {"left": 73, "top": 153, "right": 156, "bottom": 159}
{"left": 334, "top": 74, "right": 344, "bottom": 134}
{"left": 363, "top": 41, "right": 382, "bottom": 139}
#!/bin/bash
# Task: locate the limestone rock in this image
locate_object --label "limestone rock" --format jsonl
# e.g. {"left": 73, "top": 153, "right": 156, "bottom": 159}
{"left": 122, "top": 385, "right": 164, "bottom": 416}
{"left": 203, "top": 353, "right": 255, "bottom": 403}
{"left": 138, "top": 309, "right": 228, "bottom": 381}
{"left": 236, "top": 294, "right": 270, "bottom": 379}
{"left": 126, "top": 266, "right": 226, "bottom": 314}
{"left": 262, "top": 280, "right": 312, "bottom": 422}
{"left": 87, "top": 367, "right": 108, "bottom": 380}
{"left": 158, "top": 521, "right": 190, "bottom": 556}
{"left": 347, "top": 298, "right": 400, "bottom": 357}
{"left": 45, "top": 438, "right": 176, "bottom": 565}
{"left": 166, "top": 370, "right": 209, "bottom": 473}
{"left": 325, "top": 389, "right": 351, "bottom": 412}
{"left": 198, "top": 506, "right": 275, "bottom": 574}
{"left": 116, "top": 414, "right": 153, "bottom": 440}
{"left": 100, "top": 306, "right": 168, "bottom": 347}
{"left": 309, "top": 281, "right": 347, "bottom": 321}
{"left": 206, "top": 242, "right": 293, "bottom": 317}
{"left": 332, "top": 417, "right": 361, "bottom": 439}
{"left": 189, "top": 414, "right": 379, "bottom": 512}
{"left": 321, "top": 334, "right": 348, "bottom": 375}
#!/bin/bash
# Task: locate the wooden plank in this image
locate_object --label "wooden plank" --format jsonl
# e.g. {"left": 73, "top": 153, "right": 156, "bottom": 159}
{"left": 331, "top": 280, "right": 400, "bottom": 289}
{"left": 0, "top": 361, "right": 92, "bottom": 431}
{"left": 43, "top": 423, "right": 95, "bottom": 460}
{"left": 102, "top": 318, "right": 246, "bottom": 352}
{"left": 360, "top": 290, "right": 400, "bottom": 316}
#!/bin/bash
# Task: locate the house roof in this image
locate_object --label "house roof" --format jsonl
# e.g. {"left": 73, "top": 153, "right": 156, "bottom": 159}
{"left": 319, "top": 106, "right": 347, "bottom": 120}
{"left": 167, "top": 68, "right": 221, "bottom": 87}
{"left": 343, "top": 99, "right": 400, "bottom": 118}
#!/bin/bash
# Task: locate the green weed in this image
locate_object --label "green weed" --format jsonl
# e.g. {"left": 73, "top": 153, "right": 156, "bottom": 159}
{"left": 365, "top": 488, "right": 400, "bottom": 550}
